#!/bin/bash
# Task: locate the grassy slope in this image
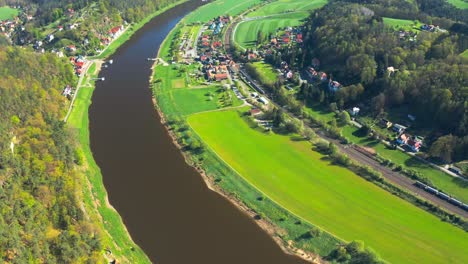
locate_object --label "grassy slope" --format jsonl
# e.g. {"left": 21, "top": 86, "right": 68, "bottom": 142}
{"left": 184, "top": 0, "right": 262, "bottom": 23}
{"left": 235, "top": 12, "right": 309, "bottom": 48}
{"left": 341, "top": 125, "right": 468, "bottom": 203}
{"left": 383, "top": 17, "right": 415, "bottom": 27}
{"left": 0, "top": 6, "right": 18, "bottom": 20}
{"left": 447, "top": 0, "right": 468, "bottom": 9}
{"left": 188, "top": 109, "right": 468, "bottom": 264}
{"left": 247, "top": 0, "right": 328, "bottom": 17}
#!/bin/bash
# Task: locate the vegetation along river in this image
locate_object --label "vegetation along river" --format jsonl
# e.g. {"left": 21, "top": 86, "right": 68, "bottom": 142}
{"left": 88, "top": 1, "right": 307, "bottom": 263}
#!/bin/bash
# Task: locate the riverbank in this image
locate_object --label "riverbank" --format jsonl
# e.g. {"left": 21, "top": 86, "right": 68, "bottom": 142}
{"left": 66, "top": 1, "right": 191, "bottom": 263}
{"left": 150, "top": 2, "right": 468, "bottom": 264}
{"left": 151, "top": 22, "right": 336, "bottom": 264}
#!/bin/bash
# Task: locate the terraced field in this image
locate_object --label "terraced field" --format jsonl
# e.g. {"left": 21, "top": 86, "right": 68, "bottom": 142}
{"left": 188, "top": 109, "right": 468, "bottom": 264}
{"left": 447, "top": 0, "right": 468, "bottom": 9}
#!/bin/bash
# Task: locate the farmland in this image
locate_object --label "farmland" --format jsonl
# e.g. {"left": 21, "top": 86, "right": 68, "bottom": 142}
{"left": 447, "top": 0, "right": 468, "bottom": 9}
{"left": 184, "top": 0, "right": 262, "bottom": 23}
{"left": 0, "top": 6, "right": 18, "bottom": 20}
{"left": 188, "top": 109, "right": 468, "bottom": 264}
{"left": 246, "top": 0, "right": 328, "bottom": 17}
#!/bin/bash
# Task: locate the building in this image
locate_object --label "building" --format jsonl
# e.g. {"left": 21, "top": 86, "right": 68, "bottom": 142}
{"left": 392, "top": 123, "right": 407, "bottom": 134}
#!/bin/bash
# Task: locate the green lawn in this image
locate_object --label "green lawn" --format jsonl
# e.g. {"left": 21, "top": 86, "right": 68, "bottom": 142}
{"left": 235, "top": 12, "right": 309, "bottom": 48}
{"left": 184, "top": 0, "right": 262, "bottom": 23}
{"left": 341, "top": 125, "right": 468, "bottom": 203}
{"left": 0, "top": 6, "right": 19, "bottom": 20}
{"left": 447, "top": 0, "right": 468, "bottom": 9}
{"left": 188, "top": 109, "right": 468, "bottom": 264}
{"left": 247, "top": 0, "right": 328, "bottom": 17}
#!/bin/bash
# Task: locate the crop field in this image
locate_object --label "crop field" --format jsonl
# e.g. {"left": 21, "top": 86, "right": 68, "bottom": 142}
{"left": 447, "top": 0, "right": 468, "bottom": 9}
{"left": 341, "top": 125, "right": 468, "bottom": 203}
{"left": 0, "top": 6, "right": 19, "bottom": 20}
{"left": 235, "top": 12, "right": 308, "bottom": 48}
{"left": 184, "top": 0, "right": 262, "bottom": 23}
{"left": 247, "top": 0, "right": 328, "bottom": 17}
{"left": 188, "top": 109, "right": 468, "bottom": 264}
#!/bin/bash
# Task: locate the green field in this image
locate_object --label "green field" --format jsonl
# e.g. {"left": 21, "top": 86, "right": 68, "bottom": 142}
{"left": 184, "top": 0, "right": 262, "bottom": 23}
{"left": 0, "top": 6, "right": 19, "bottom": 20}
{"left": 447, "top": 0, "right": 468, "bottom": 9}
{"left": 188, "top": 109, "right": 468, "bottom": 264}
{"left": 383, "top": 17, "right": 416, "bottom": 28}
{"left": 235, "top": 12, "right": 309, "bottom": 48}
{"left": 247, "top": 0, "right": 328, "bottom": 17}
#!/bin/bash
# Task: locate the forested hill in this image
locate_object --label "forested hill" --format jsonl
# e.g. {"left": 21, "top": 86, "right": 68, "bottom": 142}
{"left": 0, "top": 45, "right": 102, "bottom": 262}
{"left": 0, "top": 0, "right": 180, "bottom": 55}
{"left": 278, "top": 0, "right": 468, "bottom": 162}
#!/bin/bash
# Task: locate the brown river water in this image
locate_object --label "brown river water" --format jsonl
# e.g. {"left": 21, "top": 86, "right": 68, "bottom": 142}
{"left": 88, "top": 1, "right": 308, "bottom": 263}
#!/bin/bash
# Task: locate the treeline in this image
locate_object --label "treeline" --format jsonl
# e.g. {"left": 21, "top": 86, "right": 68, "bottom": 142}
{"left": 0, "top": 46, "right": 102, "bottom": 262}
{"left": 264, "top": 1, "right": 468, "bottom": 162}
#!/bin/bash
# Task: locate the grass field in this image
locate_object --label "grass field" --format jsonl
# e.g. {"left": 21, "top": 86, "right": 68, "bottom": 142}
{"left": 184, "top": 0, "right": 262, "bottom": 23}
{"left": 383, "top": 17, "right": 416, "bottom": 29}
{"left": 250, "top": 61, "right": 278, "bottom": 86}
{"left": 235, "top": 12, "right": 309, "bottom": 48}
{"left": 188, "top": 109, "right": 468, "bottom": 264}
{"left": 447, "top": 0, "right": 468, "bottom": 9}
{"left": 0, "top": 6, "right": 19, "bottom": 20}
{"left": 247, "top": 0, "right": 328, "bottom": 17}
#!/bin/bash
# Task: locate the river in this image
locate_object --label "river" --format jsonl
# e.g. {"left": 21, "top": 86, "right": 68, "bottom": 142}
{"left": 88, "top": 1, "right": 308, "bottom": 263}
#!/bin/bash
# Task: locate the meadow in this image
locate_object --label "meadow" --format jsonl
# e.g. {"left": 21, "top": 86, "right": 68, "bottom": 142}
{"left": 447, "top": 0, "right": 468, "bottom": 9}
{"left": 0, "top": 6, "right": 18, "bottom": 20}
{"left": 246, "top": 0, "right": 328, "bottom": 17}
{"left": 188, "top": 109, "right": 468, "bottom": 264}
{"left": 184, "top": 0, "right": 263, "bottom": 23}
{"left": 382, "top": 17, "right": 416, "bottom": 29}
{"left": 235, "top": 12, "right": 309, "bottom": 48}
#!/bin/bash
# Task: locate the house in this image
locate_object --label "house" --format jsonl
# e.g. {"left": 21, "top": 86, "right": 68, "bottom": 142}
{"left": 349, "top": 107, "right": 360, "bottom": 116}
{"left": 380, "top": 119, "right": 392, "bottom": 128}
{"left": 392, "top": 123, "right": 407, "bottom": 134}
{"left": 248, "top": 53, "right": 257, "bottom": 60}
{"left": 67, "top": 45, "right": 76, "bottom": 52}
{"left": 396, "top": 133, "right": 409, "bottom": 145}
{"left": 45, "top": 34, "right": 54, "bottom": 42}
{"left": 109, "top": 25, "right": 124, "bottom": 38}
{"left": 286, "top": 71, "right": 293, "bottom": 79}
{"left": 271, "top": 38, "right": 277, "bottom": 45}
{"left": 320, "top": 72, "right": 327, "bottom": 82}
{"left": 62, "top": 85, "right": 72, "bottom": 97}
{"left": 215, "top": 73, "right": 228, "bottom": 81}
{"left": 448, "top": 166, "right": 462, "bottom": 175}
{"left": 328, "top": 80, "right": 341, "bottom": 92}
{"left": 408, "top": 137, "right": 422, "bottom": 152}
{"left": 282, "top": 37, "right": 290, "bottom": 44}
{"left": 250, "top": 108, "right": 263, "bottom": 116}
{"left": 407, "top": 114, "right": 416, "bottom": 121}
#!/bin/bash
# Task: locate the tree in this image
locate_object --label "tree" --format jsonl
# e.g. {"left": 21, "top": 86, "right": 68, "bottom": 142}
{"left": 429, "top": 135, "right": 457, "bottom": 163}
{"left": 339, "top": 111, "right": 351, "bottom": 125}
{"left": 303, "top": 127, "right": 316, "bottom": 140}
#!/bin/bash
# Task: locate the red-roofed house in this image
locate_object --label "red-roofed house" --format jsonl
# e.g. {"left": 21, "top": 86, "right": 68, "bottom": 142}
{"left": 215, "top": 73, "right": 228, "bottom": 81}
{"left": 109, "top": 25, "right": 124, "bottom": 38}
